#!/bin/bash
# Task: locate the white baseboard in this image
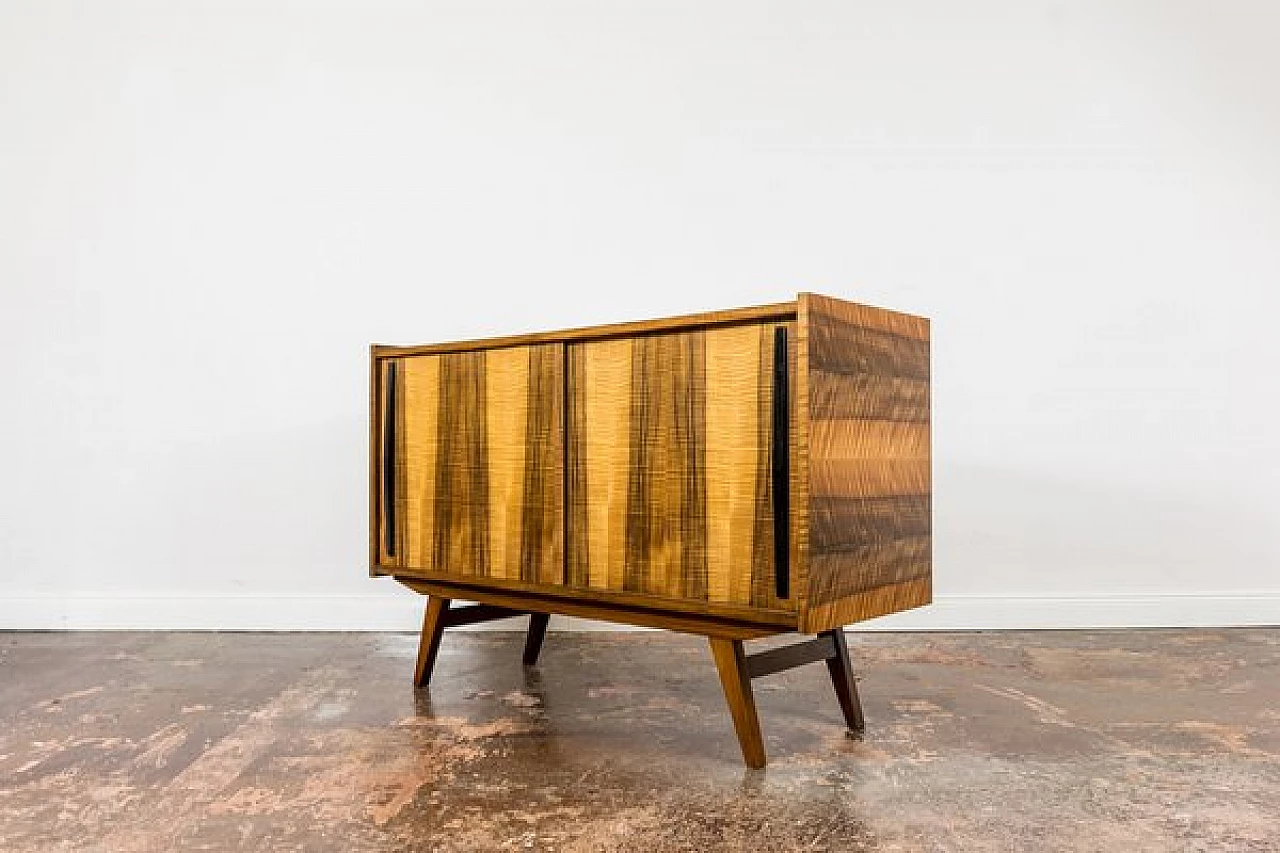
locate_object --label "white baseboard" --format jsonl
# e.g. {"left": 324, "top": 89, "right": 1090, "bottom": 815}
{"left": 0, "top": 591, "right": 1276, "bottom": 631}
{"left": 845, "top": 593, "right": 1279, "bottom": 631}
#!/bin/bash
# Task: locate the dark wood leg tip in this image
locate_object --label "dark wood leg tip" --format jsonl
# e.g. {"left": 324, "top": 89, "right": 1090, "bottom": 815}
{"left": 523, "top": 612, "right": 550, "bottom": 666}
{"left": 821, "top": 629, "right": 865, "bottom": 732}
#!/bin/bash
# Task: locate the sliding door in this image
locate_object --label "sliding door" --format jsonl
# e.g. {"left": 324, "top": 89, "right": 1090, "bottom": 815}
{"left": 376, "top": 344, "right": 564, "bottom": 584}
{"left": 565, "top": 323, "right": 797, "bottom": 611}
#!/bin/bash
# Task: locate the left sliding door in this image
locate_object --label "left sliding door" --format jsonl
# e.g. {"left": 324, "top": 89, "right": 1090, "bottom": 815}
{"left": 373, "top": 345, "right": 564, "bottom": 585}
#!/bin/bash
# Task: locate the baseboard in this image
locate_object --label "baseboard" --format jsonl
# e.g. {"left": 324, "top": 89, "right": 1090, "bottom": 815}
{"left": 0, "top": 592, "right": 1276, "bottom": 631}
{"left": 845, "top": 593, "right": 1280, "bottom": 631}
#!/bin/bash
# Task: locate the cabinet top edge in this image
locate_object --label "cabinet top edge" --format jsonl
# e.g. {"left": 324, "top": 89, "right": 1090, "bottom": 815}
{"left": 372, "top": 299, "right": 799, "bottom": 357}
{"left": 797, "top": 291, "right": 931, "bottom": 323}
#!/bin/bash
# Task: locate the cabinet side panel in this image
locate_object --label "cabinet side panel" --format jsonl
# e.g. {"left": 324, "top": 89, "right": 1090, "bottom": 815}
{"left": 800, "top": 294, "right": 931, "bottom": 633}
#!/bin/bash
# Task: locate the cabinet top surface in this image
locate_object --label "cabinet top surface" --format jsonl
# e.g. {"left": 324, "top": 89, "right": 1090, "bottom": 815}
{"left": 371, "top": 298, "right": 801, "bottom": 358}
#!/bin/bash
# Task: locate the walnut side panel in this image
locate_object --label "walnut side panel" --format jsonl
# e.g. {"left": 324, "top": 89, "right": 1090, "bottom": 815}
{"left": 798, "top": 293, "right": 931, "bottom": 633}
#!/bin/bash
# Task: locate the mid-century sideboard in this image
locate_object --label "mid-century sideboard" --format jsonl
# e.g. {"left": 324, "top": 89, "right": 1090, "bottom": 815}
{"left": 369, "top": 292, "right": 931, "bottom": 767}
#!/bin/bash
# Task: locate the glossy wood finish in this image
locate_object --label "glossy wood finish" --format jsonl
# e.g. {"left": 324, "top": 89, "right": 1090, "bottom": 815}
{"left": 390, "top": 566, "right": 797, "bottom": 628}
{"left": 374, "top": 293, "right": 928, "bottom": 766}
{"left": 377, "top": 344, "right": 564, "bottom": 585}
{"left": 797, "top": 293, "right": 932, "bottom": 633}
{"left": 413, "top": 596, "right": 451, "bottom": 687}
{"left": 709, "top": 638, "right": 767, "bottom": 768}
{"left": 565, "top": 323, "right": 796, "bottom": 610}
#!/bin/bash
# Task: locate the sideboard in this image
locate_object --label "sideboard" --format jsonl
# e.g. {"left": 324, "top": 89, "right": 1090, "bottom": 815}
{"left": 370, "top": 292, "right": 931, "bottom": 767}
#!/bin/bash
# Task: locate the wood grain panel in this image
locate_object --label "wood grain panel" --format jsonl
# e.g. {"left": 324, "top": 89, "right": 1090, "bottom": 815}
{"left": 799, "top": 293, "right": 931, "bottom": 633}
{"left": 810, "top": 538, "right": 931, "bottom": 599}
{"left": 811, "top": 459, "right": 931, "bottom": 498}
{"left": 400, "top": 355, "right": 441, "bottom": 570}
{"left": 565, "top": 346, "right": 590, "bottom": 588}
{"left": 809, "top": 321, "right": 930, "bottom": 380}
{"left": 520, "top": 344, "right": 564, "bottom": 585}
{"left": 811, "top": 495, "right": 930, "bottom": 551}
{"left": 705, "top": 325, "right": 766, "bottom": 605}
{"left": 805, "top": 576, "right": 932, "bottom": 630}
{"left": 484, "top": 348, "right": 529, "bottom": 581}
{"left": 567, "top": 324, "right": 796, "bottom": 610}
{"left": 624, "top": 331, "right": 708, "bottom": 600}
{"left": 434, "top": 350, "right": 490, "bottom": 576}
{"left": 569, "top": 338, "right": 633, "bottom": 591}
{"left": 809, "top": 419, "right": 929, "bottom": 460}
{"left": 803, "top": 295, "right": 929, "bottom": 342}
{"left": 810, "top": 370, "right": 929, "bottom": 422}
{"left": 378, "top": 345, "right": 563, "bottom": 583}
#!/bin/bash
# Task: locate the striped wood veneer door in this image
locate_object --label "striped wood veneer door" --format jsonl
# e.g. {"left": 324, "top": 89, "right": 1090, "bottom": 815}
{"left": 566, "top": 323, "right": 797, "bottom": 611}
{"left": 380, "top": 345, "right": 564, "bottom": 583}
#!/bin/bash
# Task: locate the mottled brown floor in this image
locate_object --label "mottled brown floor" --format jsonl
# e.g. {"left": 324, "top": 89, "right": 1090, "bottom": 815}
{"left": 0, "top": 629, "right": 1277, "bottom": 852}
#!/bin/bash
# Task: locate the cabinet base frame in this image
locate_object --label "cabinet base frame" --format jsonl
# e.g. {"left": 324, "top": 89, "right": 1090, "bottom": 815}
{"left": 399, "top": 579, "right": 865, "bottom": 768}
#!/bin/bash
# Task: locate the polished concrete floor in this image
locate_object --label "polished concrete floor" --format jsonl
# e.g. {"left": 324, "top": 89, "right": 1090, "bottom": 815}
{"left": 0, "top": 628, "right": 1276, "bottom": 852}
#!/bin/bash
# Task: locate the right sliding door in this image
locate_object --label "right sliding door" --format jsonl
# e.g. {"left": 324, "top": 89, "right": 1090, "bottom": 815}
{"left": 565, "top": 322, "right": 798, "bottom": 615}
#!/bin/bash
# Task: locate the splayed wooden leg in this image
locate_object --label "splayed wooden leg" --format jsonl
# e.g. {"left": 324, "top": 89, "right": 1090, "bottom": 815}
{"left": 709, "top": 637, "right": 766, "bottom": 768}
{"left": 821, "top": 628, "right": 865, "bottom": 732}
{"left": 524, "top": 612, "right": 551, "bottom": 665}
{"left": 413, "top": 596, "right": 451, "bottom": 688}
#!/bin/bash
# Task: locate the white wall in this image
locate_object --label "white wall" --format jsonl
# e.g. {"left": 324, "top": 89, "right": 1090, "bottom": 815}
{"left": 2, "top": 0, "right": 1277, "bottom": 630}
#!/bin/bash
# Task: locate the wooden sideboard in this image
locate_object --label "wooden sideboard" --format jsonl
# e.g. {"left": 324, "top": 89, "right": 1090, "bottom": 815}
{"left": 370, "top": 292, "right": 931, "bottom": 766}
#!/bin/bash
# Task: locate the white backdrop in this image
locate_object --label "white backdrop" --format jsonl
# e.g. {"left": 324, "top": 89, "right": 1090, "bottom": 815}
{"left": 2, "top": 0, "right": 1277, "bottom": 629}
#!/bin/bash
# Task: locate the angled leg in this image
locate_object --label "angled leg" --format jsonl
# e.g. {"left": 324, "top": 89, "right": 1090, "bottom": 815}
{"left": 413, "top": 596, "right": 451, "bottom": 688}
{"left": 523, "top": 612, "right": 550, "bottom": 666}
{"left": 709, "top": 637, "right": 766, "bottom": 769}
{"left": 821, "top": 628, "right": 865, "bottom": 732}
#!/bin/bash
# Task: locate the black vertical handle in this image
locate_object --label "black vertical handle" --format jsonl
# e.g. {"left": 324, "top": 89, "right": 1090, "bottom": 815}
{"left": 772, "top": 327, "right": 790, "bottom": 599}
{"left": 383, "top": 360, "right": 397, "bottom": 558}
